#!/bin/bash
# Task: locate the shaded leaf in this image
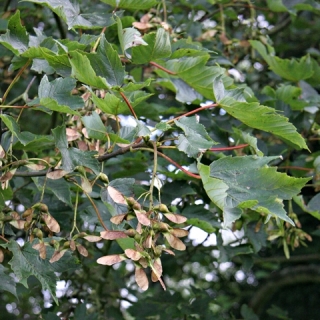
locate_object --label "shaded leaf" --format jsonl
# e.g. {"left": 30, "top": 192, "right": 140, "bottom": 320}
{"left": 198, "top": 156, "right": 310, "bottom": 226}
{"left": 52, "top": 125, "right": 100, "bottom": 174}
{"left": 250, "top": 40, "right": 314, "bottom": 81}
{"left": 0, "top": 264, "right": 18, "bottom": 299}
{"left": 82, "top": 112, "right": 107, "bottom": 141}
{"left": 28, "top": 76, "right": 83, "bottom": 115}
{"left": 0, "top": 11, "right": 28, "bottom": 55}
{"left": 1, "top": 241, "right": 58, "bottom": 304}
{"left": 174, "top": 116, "right": 214, "bottom": 157}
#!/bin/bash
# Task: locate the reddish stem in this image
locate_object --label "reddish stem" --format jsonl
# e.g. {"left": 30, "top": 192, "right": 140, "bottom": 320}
{"left": 209, "top": 144, "right": 249, "bottom": 151}
{"left": 157, "top": 151, "right": 201, "bottom": 179}
{"left": 119, "top": 91, "right": 138, "bottom": 119}
{"left": 0, "top": 235, "right": 9, "bottom": 242}
{"left": 150, "top": 61, "right": 177, "bottom": 75}
{"left": 167, "top": 103, "right": 218, "bottom": 124}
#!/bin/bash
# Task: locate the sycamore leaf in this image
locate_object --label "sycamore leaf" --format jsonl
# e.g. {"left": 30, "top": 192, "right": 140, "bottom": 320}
{"left": 22, "top": 46, "right": 71, "bottom": 77}
{"left": 0, "top": 265, "right": 18, "bottom": 299}
{"left": 219, "top": 97, "right": 309, "bottom": 150}
{"left": 85, "top": 35, "right": 125, "bottom": 87}
{"left": 174, "top": 116, "right": 215, "bottom": 157}
{"left": 69, "top": 51, "right": 109, "bottom": 89}
{"left": 162, "top": 54, "right": 228, "bottom": 99}
{"left": 132, "top": 28, "right": 171, "bottom": 64}
{"left": 24, "top": 0, "right": 118, "bottom": 30}
{"left": 101, "top": 0, "right": 159, "bottom": 10}
{"left": 52, "top": 125, "right": 100, "bottom": 174}
{"left": 117, "top": 17, "right": 147, "bottom": 58}
{"left": 28, "top": 76, "right": 83, "bottom": 115}
{"left": 1, "top": 241, "right": 58, "bottom": 304}
{"left": 198, "top": 156, "right": 311, "bottom": 227}
{"left": 250, "top": 40, "right": 314, "bottom": 81}
{"left": 0, "top": 11, "right": 28, "bottom": 55}
{"left": 82, "top": 112, "right": 107, "bottom": 141}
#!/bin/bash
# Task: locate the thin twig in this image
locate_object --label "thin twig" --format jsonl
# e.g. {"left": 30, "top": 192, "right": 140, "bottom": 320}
{"left": 166, "top": 103, "right": 218, "bottom": 124}
{"left": 150, "top": 61, "right": 177, "bottom": 75}
{"left": 1, "top": 59, "right": 31, "bottom": 105}
{"left": 209, "top": 144, "right": 249, "bottom": 151}
{"left": 119, "top": 91, "right": 138, "bottom": 119}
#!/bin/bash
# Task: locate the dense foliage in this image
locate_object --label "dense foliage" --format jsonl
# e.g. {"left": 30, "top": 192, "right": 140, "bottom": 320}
{"left": 0, "top": 0, "right": 320, "bottom": 319}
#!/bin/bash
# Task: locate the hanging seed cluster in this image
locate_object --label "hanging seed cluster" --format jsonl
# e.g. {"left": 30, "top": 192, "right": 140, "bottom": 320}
{"left": 97, "top": 197, "right": 189, "bottom": 290}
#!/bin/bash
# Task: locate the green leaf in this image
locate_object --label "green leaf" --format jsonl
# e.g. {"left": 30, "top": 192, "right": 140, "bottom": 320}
{"left": 276, "top": 84, "right": 306, "bottom": 110}
{"left": 219, "top": 97, "right": 309, "bottom": 150}
{"left": 134, "top": 120, "right": 151, "bottom": 137}
{"left": 0, "top": 264, "right": 18, "bottom": 299}
{"left": 241, "top": 304, "right": 259, "bottom": 320}
{"left": 293, "top": 194, "right": 320, "bottom": 220}
{"left": 158, "top": 78, "right": 202, "bottom": 103}
{"left": 22, "top": 46, "right": 72, "bottom": 77}
{"left": 24, "top": 0, "right": 118, "bottom": 30}
{"left": 91, "top": 90, "right": 152, "bottom": 116}
{"left": 87, "top": 35, "right": 125, "bottom": 87}
{"left": 232, "top": 128, "right": 263, "bottom": 156}
{"left": 28, "top": 76, "right": 83, "bottom": 115}
{"left": 132, "top": 28, "right": 171, "bottom": 64}
{"left": 101, "top": 0, "right": 159, "bottom": 10}
{"left": 163, "top": 55, "right": 227, "bottom": 100}
{"left": 198, "top": 156, "right": 310, "bottom": 226}
{"left": 1, "top": 240, "right": 58, "bottom": 304}
{"left": 52, "top": 125, "right": 100, "bottom": 174}
{"left": 0, "top": 186, "right": 13, "bottom": 211}
{"left": 69, "top": 51, "right": 109, "bottom": 89}
{"left": 182, "top": 205, "right": 220, "bottom": 233}
{"left": 267, "top": 0, "right": 288, "bottom": 12}
{"left": 250, "top": 41, "right": 314, "bottom": 81}
{"left": 82, "top": 112, "right": 107, "bottom": 141}
{"left": 174, "top": 116, "right": 214, "bottom": 157}
{"left": 0, "top": 11, "right": 29, "bottom": 55}
{"left": 213, "top": 75, "right": 246, "bottom": 103}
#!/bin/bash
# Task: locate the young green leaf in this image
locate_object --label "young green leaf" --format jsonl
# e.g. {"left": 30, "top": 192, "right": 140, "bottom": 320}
{"left": 219, "top": 97, "right": 309, "bottom": 150}
{"left": 0, "top": 11, "right": 29, "bottom": 55}
{"left": 174, "top": 116, "right": 215, "bottom": 157}
{"left": 1, "top": 241, "right": 59, "bottom": 304}
{"left": 132, "top": 28, "right": 171, "bottom": 64}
